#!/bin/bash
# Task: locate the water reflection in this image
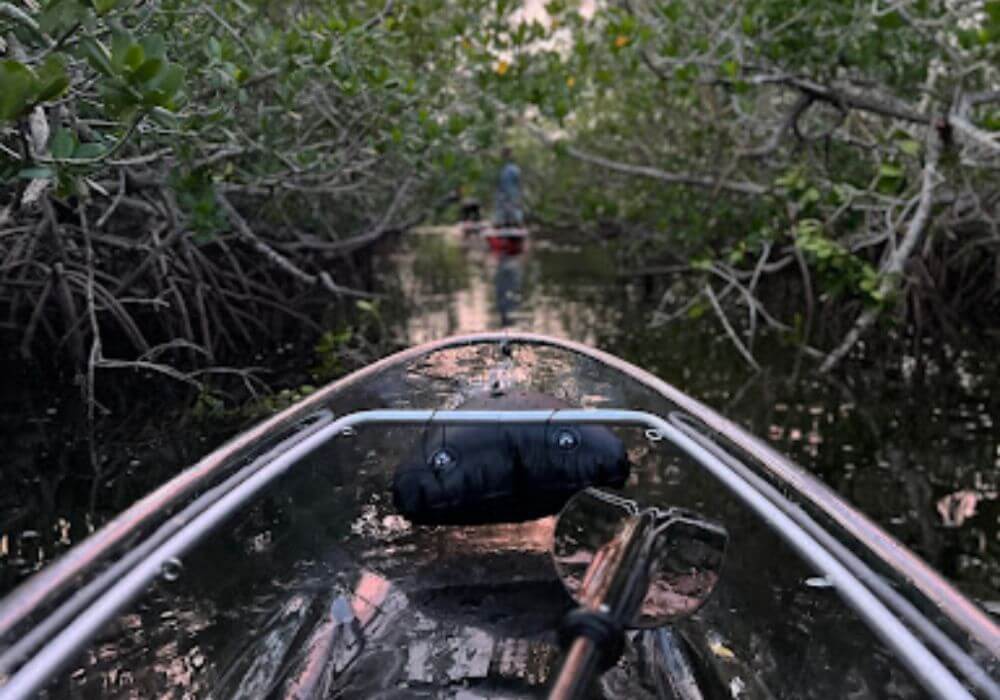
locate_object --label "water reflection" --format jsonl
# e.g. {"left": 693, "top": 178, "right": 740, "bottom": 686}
{"left": 395, "top": 226, "right": 602, "bottom": 344}
{"left": 494, "top": 252, "right": 522, "bottom": 327}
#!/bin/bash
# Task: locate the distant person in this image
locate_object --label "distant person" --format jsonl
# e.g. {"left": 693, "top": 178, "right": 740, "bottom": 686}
{"left": 494, "top": 147, "right": 524, "bottom": 228}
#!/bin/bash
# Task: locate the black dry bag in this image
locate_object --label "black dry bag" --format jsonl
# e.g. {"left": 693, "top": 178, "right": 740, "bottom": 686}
{"left": 392, "top": 391, "right": 630, "bottom": 525}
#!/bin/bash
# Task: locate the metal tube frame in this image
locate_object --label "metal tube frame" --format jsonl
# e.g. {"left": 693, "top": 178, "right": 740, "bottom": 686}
{"left": 0, "top": 409, "right": 978, "bottom": 699}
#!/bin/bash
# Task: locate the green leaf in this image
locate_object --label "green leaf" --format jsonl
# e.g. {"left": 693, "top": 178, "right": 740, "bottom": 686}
{"left": 148, "top": 106, "right": 179, "bottom": 129}
{"left": 314, "top": 38, "right": 332, "bottom": 64}
{"left": 110, "top": 30, "right": 134, "bottom": 72}
{"left": 207, "top": 37, "right": 222, "bottom": 61}
{"left": 661, "top": 1, "right": 681, "bottom": 22}
{"left": 141, "top": 61, "right": 184, "bottom": 108}
{"left": 39, "top": 0, "right": 91, "bottom": 35}
{"left": 131, "top": 57, "right": 165, "bottom": 84}
{"left": 102, "top": 83, "right": 139, "bottom": 117}
{"left": 875, "top": 11, "right": 904, "bottom": 30}
{"left": 50, "top": 128, "right": 76, "bottom": 159}
{"left": 897, "top": 139, "right": 921, "bottom": 157}
{"left": 73, "top": 142, "right": 106, "bottom": 159}
{"left": 92, "top": 0, "right": 123, "bottom": 16}
{"left": 80, "top": 36, "right": 115, "bottom": 77}
{"left": 0, "top": 61, "right": 37, "bottom": 122}
{"left": 35, "top": 54, "right": 70, "bottom": 102}
{"left": 18, "top": 166, "right": 55, "bottom": 180}
{"left": 140, "top": 35, "right": 167, "bottom": 60}
{"left": 155, "top": 63, "right": 185, "bottom": 98}
{"left": 879, "top": 163, "right": 903, "bottom": 179}
{"left": 123, "top": 44, "right": 145, "bottom": 72}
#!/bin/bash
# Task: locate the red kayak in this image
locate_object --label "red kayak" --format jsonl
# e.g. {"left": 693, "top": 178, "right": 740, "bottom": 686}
{"left": 484, "top": 226, "right": 528, "bottom": 254}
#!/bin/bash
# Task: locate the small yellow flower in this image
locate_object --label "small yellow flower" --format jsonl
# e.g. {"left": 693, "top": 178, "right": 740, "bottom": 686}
{"left": 614, "top": 34, "right": 630, "bottom": 49}
{"left": 566, "top": 76, "right": 576, "bottom": 87}
{"left": 496, "top": 60, "right": 510, "bottom": 76}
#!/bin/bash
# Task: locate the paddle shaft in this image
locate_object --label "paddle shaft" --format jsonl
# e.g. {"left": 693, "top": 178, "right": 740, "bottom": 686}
{"left": 548, "top": 512, "right": 656, "bottom": 700}
{"left": 548, "top": 638, "right": 601, "bottom": 700}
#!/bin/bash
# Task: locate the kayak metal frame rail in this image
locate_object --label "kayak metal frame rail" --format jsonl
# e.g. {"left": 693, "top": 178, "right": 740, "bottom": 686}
{"left": 0, "top": 409, "right": 985, "bottom": 699}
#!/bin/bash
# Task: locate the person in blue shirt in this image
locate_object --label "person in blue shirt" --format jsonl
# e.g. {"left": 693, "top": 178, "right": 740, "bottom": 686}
{"left": 494, "top": 147, "right": 524, "bottom": 227}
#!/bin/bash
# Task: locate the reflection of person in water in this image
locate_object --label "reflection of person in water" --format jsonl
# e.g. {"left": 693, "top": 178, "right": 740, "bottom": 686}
{"left": 494, "top": 253, "right": 522, "bottom": 327}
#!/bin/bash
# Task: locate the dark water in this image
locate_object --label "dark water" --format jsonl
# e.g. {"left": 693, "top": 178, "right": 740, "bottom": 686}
{"left": 0, "top": 226, "right": 997, "bottom": 696}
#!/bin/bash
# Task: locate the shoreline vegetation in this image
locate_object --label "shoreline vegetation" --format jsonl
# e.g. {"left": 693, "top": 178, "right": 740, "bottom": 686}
{"left": 1, "top": 0, "right": 998, "bottom": 403}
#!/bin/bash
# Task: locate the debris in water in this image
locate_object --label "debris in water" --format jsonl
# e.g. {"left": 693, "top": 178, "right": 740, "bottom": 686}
{"left": 709, "top": 639, "right": 736, "bottom": 660}
{"left": 936, "top": 490, "right": 980, "bottom": 527}
{"left": 804, "top": 576, "right": 834, "bottom": 589}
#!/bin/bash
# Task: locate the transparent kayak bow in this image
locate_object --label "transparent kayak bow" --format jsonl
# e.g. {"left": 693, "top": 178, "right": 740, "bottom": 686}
{"left": 0, "top": 408, "right": 987, "bottom": 699}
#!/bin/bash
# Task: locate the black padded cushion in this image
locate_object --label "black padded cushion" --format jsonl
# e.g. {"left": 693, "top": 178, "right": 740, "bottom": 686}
{"left": 392, "top": 391, "right": 630, "bottom": 524}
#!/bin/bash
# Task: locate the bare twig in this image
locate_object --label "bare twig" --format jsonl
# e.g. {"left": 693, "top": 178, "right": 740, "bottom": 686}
{"left": 705, "top": 283, "right": 761, "bottom": 371}
{"left": 821, "top": 130, "right": 943, "bottom": 373}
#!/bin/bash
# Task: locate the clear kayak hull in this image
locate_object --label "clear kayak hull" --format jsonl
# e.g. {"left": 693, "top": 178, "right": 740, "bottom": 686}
{"left": 0, "top": 333, "right": 997, "bottom": 698}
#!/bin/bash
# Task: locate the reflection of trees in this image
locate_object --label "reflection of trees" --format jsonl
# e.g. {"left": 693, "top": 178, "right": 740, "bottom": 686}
{"left": 0, "top": 384, "right": 242, "bottom": 595}
{"left": 410, "top": 236, "right": 471, "bottom": 295}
